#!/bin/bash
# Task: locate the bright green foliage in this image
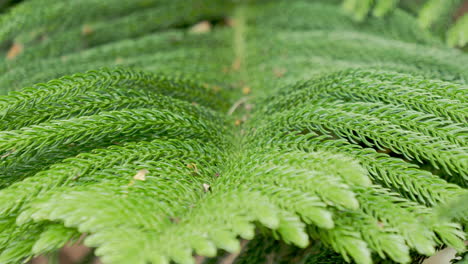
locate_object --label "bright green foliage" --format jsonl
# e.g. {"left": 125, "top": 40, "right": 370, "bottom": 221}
{"left": 343, "top": 0, "right": 400, "bottom": 19}
{"left": 0, "top": 0, "right": 466, "bottom": 264}
{"left": 344, "top": 0, "right": 468, "bottom": 47}
{"left": 435, "top": 192, "right": 468, "bottom": 224}
{"left": 448, "top": 14, "right": 468, "bottom": 48}
{"left": 418, "top": 0, "right": 464, "bottom": 33}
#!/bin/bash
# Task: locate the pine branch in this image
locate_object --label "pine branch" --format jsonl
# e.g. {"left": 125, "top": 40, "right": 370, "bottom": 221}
{"left": 0, "top": 1, "right": 466, "bottom": 264}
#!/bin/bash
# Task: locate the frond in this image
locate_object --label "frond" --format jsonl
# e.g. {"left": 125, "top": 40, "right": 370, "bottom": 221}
{"left": 0, "top": 0, "right": 466, "bottom": 263}
{"left": 31, "top": 224, "right": 79, "bottom": 256}
{"left": 0, "top": 67, "right": 229, "bottom": 113}
{"left": 0, "top": 138, "right": 223, "bottom": 214}
{"left": 255, "top": 101, "right": 467, "bottom": 181}
{"left": 258, "top": 69, "right": 467, "bottom": 123}
{"left": 0, "top": 106, "right": 227, "bottom": 186}
{"left": 5, "top": 2, "right": 233, "bottom": 64}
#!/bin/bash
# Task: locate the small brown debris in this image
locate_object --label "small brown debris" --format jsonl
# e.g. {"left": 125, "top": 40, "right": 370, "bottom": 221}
{"left": 244, "top": 103, "right": 254, "bottom": 111}
{"left": 170, "top": 217, "right": 181, "bottom": 224}
{"left": 242, "top": 86, "right": 251, "bottom": 95}
{"left": 30, "top": 256, "right": 48, "bottom": 264}
{"left": 231, "top": 58, "right": 242, "bottom": 71}
{"left": 202, "top": 183, "right": 211, "bottom": 192}
{"left": 212, "top": 85, "right": 221, "bottom": 93}
{"left": 228, "top": 97, "right": 250, "bottom": 115}
{"left": 273, "top": 68, "right": 286, "bottom": 78}
{"left": 377, "top": 221, "right": 385, "bottom": 229}
{"left": 195, "top": 256, "right": 206, "bottom": 264}
{"left": 187, "top": 163, "right": 199, "bottom": 174}
{"left": 71, "top": 173, "right": 81, "bottom": 181}
{"left": 40, "top": 34, "right": 48, "bottom": 42}
{"left": 377, "top": 148, "right": 391, "bottom": 154}
{"left": 115, "top": 57, "right": 124, "bottom": 64}
{"left": 220, "top": 240, "right": 249, "bottom": 264}
{"left": 189, "top": 21, "right": 211, "bottom": 34}
{"left": 1, "top": 149, "right": 15, "bottom": 159}
{"left": 6, "top": 43, "right": 23, "bottom": 60}
{"left": 241, "top": 115, "right": 249, "bottom": 122}
{"left": 224, "top": 18, "right": 236, "bottom": 27}
{"left": 60, "top": 243, "right": 92, "bottom": 263}
{"left": 191, "top": 101, "right": 199, "bottom": 106}
{"left": 133, "top": 169, "right": 149, "bottom": 181}
{"left": 235, "top": 119, "right": 242, "bottom": 126}
{"left": 215, "top": 172, "right": 220, "bottom": 178}
{"left": 81, "top": 24, "right": 94, "bottom": 36}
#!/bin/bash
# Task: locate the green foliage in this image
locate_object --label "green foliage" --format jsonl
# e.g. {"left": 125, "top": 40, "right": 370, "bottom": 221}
{"left": 344, "top": 0, "right": 468, "bottom": 47}
{"left": 418, "top": 0, "right": 464, "bottom": 33}
{"left": 448, "top": 14, "right": 468, "bottom": 48}
{"left": 0, "top": 0, "right": 466, "bottom": 264}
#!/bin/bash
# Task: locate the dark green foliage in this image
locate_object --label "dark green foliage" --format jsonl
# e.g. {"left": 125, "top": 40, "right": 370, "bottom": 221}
{"left": 0, "top": 0, "right": 466, "bottom": 263}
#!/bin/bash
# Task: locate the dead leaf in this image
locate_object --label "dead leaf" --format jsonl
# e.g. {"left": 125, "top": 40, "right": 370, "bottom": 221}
{"left": 6, "top": 43, "right": 23, "bottom": 60}
{"left": 133, "top": 169, "right": 149, "bottom": 181}
{"left": 82, "top": 24, "right": 94, "bottom": 36}
{"left": 189, "top": 21, "right": 211, "bottom": 34}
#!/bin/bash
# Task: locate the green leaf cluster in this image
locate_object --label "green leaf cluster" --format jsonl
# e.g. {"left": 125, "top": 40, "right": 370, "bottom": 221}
{"left": 0, "top": 0, "right": 466, "bottom": 263}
